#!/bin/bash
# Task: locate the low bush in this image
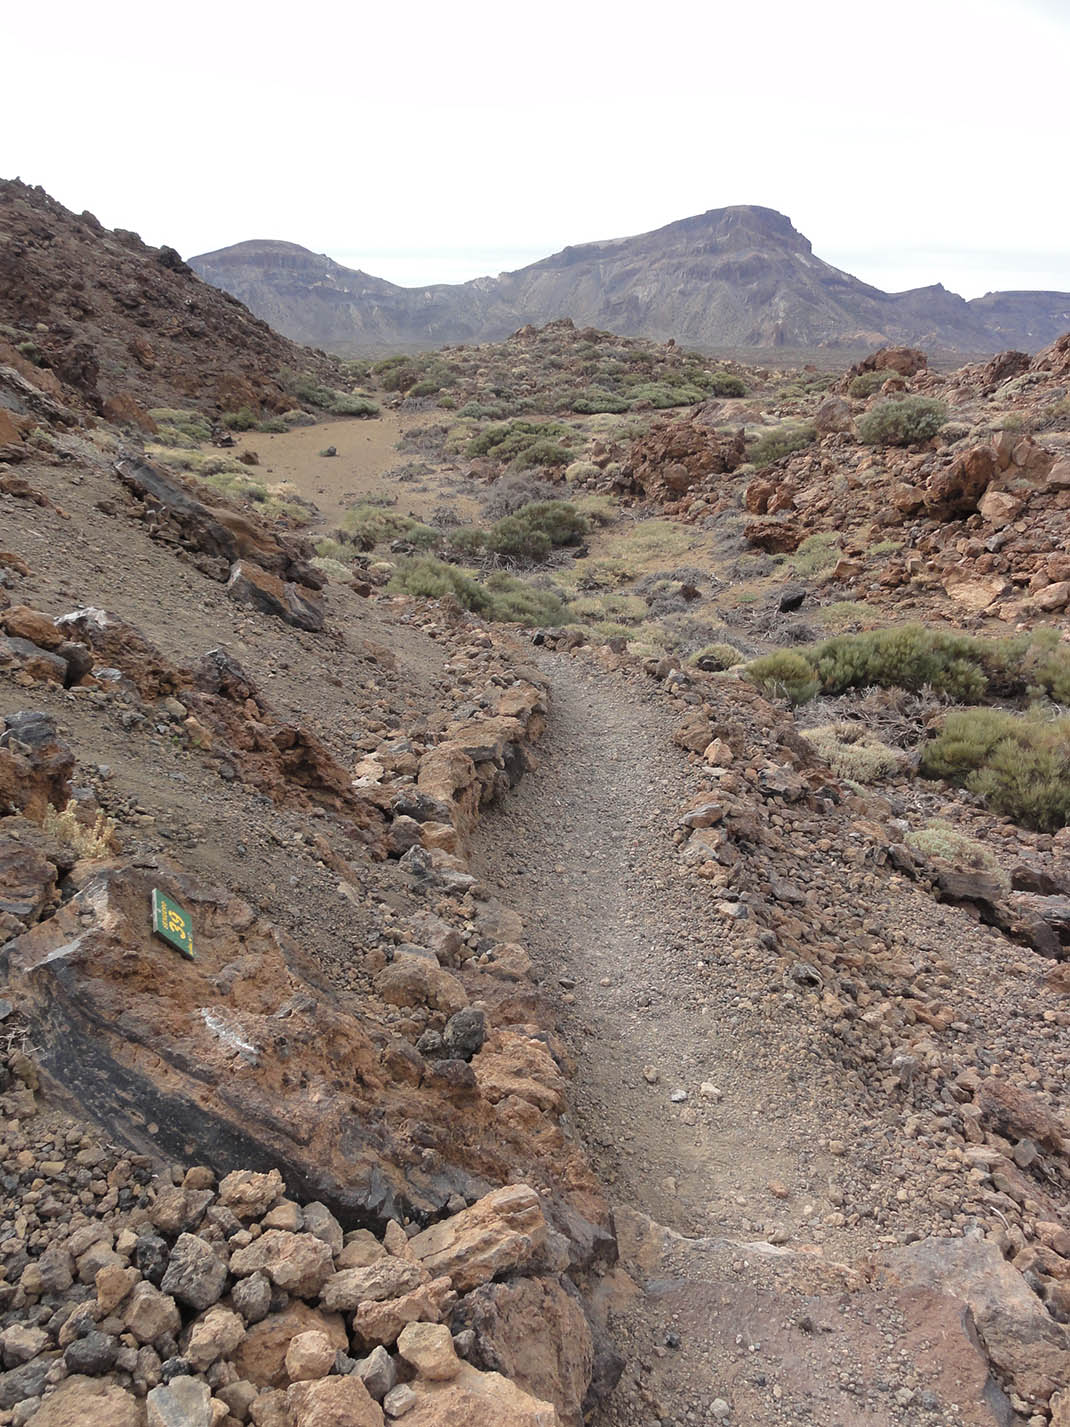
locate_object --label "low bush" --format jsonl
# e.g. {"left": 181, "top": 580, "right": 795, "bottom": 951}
{"left": 920, "top": 708, "right": 1070, "bottom": 831}
{"left": 690, "top": 642, "right": 745, "bottom": 671}
{"left": 905, "top": 820, "right": 1011, "bottom": 887}
{"left": 746, "top": 650, "right": 820, "bottom": 704}
{"left": 705, "top": 371, "right": 747, "bottom": 397}
{"left": 221, "top": 406, "right": 258, "bottom": 431}
{"left": 487, "top": 501, "right": 582, "bottom": 560}
{"left": 801, "top": 723, "right": 906, "bottom": 782}
{"left": 747, "top": 625, "right": 1070, "bottom": 711}
{"left": 149, "top": 409, "right": 212, "bottom": 448}
{"left": 389, "top": 558, "right": 567, "bottom": 625}
{"left": 570, "top": 388, "right": 630, "bottom": 414}
{"left": 568, "top": 592, "right": 648, "bottom": 624}
{"left": 627, "top": 381, "right": 705, "bottom": 409}
{"left": 750, "top": 424, "right": 816, "bottom": 466}
{"left": 341, "top": 502, "right": 427, "bottom": 549}
{"left": 847, "top": 369, "right": 894, "bottom": 399}
{"left": 390, "top": 558, "right": 492, "bottom": 613}
{"left": 482, "top": 474, "right": 558, "bottom": 520}
{"left": 857, "top": 396, "right": 948, "bottom": 446}
{"left": 314, "top": 538, "right": 352, "bottom": 562}
{"left": 329, "top": 392, "right": 380, "bottom": 417}
{"left": 483, "top": 571, "right": 567, "bottom": 625}
{"left": 466, "top": 419, "right": 577, "bottom": 469}
{"left": 791, "top": 532, "right": 842, "bottom": 577}
{"left": 446, "top": 527, "right": 488, "bottom": 560}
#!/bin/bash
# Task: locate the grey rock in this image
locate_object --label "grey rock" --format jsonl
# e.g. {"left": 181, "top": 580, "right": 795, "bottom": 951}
{"left": 146, "top": 1374, "right": 213, "bottom": 1427}
{"left": 160, "top": 1234, "right": 227, "bottom": 1311}
{"left": 353, "top": 1343, "right": 397, "bottom": 1401}
{"left": 442, "top": 1007, "right": 486, "bottom": 1060}
{"left": 230, "top": 1270, "right": 272, "bottom": 1324}
{"left": 64, "top": 1330, "right": 120, "bottom": 1374}
{"left": 301, "top": 1202, "right": 344, "bottom": 1256}
{"left": 136, "top": 1235, "right": 171, "bottom": 1286}
{"left": 0, "top": 1358, "right": 52, "bottom": 1410}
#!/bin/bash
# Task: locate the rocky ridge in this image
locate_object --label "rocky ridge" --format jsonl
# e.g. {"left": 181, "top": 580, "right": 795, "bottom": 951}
{"left": 188, "top": 207, "right": 1070, "bottom": 357}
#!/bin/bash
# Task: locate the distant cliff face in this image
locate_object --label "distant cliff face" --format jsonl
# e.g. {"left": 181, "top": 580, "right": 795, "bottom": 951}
{"left": 190, "top": 207, "right": 1070, "bottom": 356}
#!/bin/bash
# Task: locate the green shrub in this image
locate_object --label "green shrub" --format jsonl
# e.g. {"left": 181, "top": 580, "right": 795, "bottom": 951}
{"left": 792, "top": 532, "right": 842, "bottom": 577}
{"left": 571, "top": 388, "right": 630, "bottom": 414}
{"left": 690, "top": 642, "right": 745, "bottom": 671}
{"left": 281, "top": 369, "right": 333, "bottom": 408}
{"left": 511, "top": 438, "right": 574, "bottom": 470}
{"left": 389, "top": 558, "right": 492, "bottom": 613}
{"left": 372, "top": 354, "right": 413, "bottom": 375}
{"left": 746, "top": 625, "right": 1070, "bottom": 709}
{"left": 257, "top": 415, "right": 289, "bottom": 433}
{"left": 280, "top": 367, "right": 378, "bottom": 414}
{"left": 857, "top": 396, "right": 948, "bottom": 446}
{"left": 221, "top": 406, "right": 258, "bottom": 431}
{"left": 746, "top": 650, "right": 820, "bottom": 704}
{"left": 848, "top": 369, "right": 894, "bottom": 399}
{"left": 484, "top": 500, "right": 588, "bottom": 564}
{"left": 487, "top": 516, "right": 551, "bottom": 562}
{"left": 406, "top": 524, "right": 440, "bottom": 551}
{"left": 483, "top": 571, "right": 567, "bottom": 624}
{"left": 570, "top": 492, "right": 614, "bottom": 525}
{"left": 802, "top": 724, "right": 906, "bottom": 782}
{"left": 446, "top": 528, "right": 488, "bottom": 560}
{"left": 705, "top": 372, "right": 746, "bottom": 397}
{"left": 627, "top": 382, "right": 705, "bottom": 409}
{"left": 511, "top": 500, "right": 587, "bottom": 546}
{"left": 750, "top": 424, "right": 816, "bottom": 466}
{"left": 466, "top": 420, "right": 576, "bottom": 466}
{"left": 920, "top": 708, "right": 1070, "bottom": 831}
{"left": 329, "top": 393, "right": 380, "bottom": 417}
{"left": 568, "top": 593, "right": 648, "bottom": 624}
{"left": 314, "top": 538, "right": 352, "bottom": 562}
{"left": 378, "top": 366, "right": 418, "bottom": 393}
{"left": 809, "top": 625, "right": 998, "bottom": 701}
{"left": 310, "top": 555, "right": 353, "bottom": 580}
{"left": 409, "top": 379, "right": 441, "bottom": 399}
{"left": 16, "top": 340, "right": 47, "bottom": 366}
{"left": 149, "top": 409, "right": 212, "bottom": 447}
{"left": 905, "top": 820, "right": 1011, "bottom": 886}
{"left": 341, "top": 502, "right": 424, "bottom": 549}
{"left": 388, "top": 558, "right": 566, "bottom": 625}
{"left": 1027, "top": 628, "right": 1070, "bottom": 704}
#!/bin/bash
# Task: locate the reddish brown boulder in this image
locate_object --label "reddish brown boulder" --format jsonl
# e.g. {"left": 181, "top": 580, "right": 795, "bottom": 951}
{"left": 624, "top": 419, "right": 745, "bottom": 501}
{"left": 851, "top": 346, "right": 928, "bottom": 379}
{"left": 1, "top": 604, "right": 64, "bottom": 649}
{"left": 924, "top": 445, "right": 997, "bottom": 518}
{"left": 743, "top": 518, "right": 801, "bottom": 554}
{"left": 102, "top": 392, "right": 158, "bottom": 431}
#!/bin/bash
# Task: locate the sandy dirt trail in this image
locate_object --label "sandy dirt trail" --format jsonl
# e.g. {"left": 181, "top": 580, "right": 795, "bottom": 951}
{"left": 472, "top": 654, "right": 997, "bottom": 1427}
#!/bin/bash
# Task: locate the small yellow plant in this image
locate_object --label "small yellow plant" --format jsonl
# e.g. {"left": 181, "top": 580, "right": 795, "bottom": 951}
{"left": 43, "top": 800, "right": 117, "bottom": 858}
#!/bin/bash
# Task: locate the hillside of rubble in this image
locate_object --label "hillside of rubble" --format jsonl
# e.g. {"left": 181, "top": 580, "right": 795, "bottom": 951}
{"left": 1, "top": 180, "right": 1070, "bottom": 1427}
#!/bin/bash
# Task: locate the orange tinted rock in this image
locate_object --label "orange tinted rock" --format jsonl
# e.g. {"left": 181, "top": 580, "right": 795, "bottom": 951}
{"left": 407, "top": 1186, "right": 547, "bottom": 1294}
{"left": 234, "top": 1304, "right": 348, "bottom": 1388}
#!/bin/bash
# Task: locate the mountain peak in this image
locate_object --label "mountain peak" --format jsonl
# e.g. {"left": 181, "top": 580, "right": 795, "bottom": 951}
{"left": 188, "top": 207, "right": 1070, "bottom": 356}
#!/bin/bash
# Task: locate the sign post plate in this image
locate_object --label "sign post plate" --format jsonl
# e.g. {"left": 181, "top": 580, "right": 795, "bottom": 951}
{"left": 152, "top": 889, "right": 195, "bottom": 960}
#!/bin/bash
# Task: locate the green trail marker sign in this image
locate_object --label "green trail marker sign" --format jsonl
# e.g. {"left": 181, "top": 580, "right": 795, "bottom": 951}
{"left": 152, "top": 889, "right": 195, "bottom": 960}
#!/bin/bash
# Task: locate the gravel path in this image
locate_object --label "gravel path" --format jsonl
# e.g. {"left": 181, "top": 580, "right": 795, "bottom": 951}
{"left": 471, "top": 652, "right": 1009, "bottom": 1427}
{"left": 475, "top": 652, "right": 810, "bottom": 1234}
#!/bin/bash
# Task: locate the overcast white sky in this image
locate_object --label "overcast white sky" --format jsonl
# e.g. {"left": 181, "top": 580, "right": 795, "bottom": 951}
{"left": 4, "top": 0, "right": 1068, "bottom": 298}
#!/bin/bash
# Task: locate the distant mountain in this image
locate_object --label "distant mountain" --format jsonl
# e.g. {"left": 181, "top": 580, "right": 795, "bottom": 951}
{"left": 189, "top": 207, "right": 1070, "bottom": 357}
